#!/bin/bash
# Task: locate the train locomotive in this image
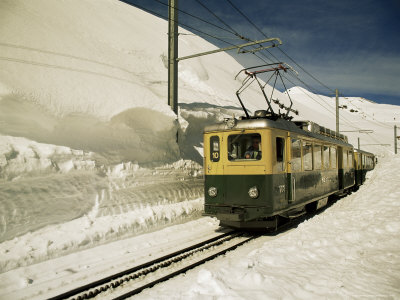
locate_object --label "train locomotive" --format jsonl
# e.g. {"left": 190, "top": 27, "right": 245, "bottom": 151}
{"left": 203, "top": 63, "right": 375, "bottom": 229}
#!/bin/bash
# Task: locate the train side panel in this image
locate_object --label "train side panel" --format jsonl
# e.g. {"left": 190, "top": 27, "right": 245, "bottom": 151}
{"left": 204, "top": 121, "right": 365, "bottom": 229}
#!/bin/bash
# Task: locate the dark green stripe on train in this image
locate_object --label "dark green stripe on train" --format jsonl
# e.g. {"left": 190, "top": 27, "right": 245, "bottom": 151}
{"left": 204, "top": 168, "right": 353, "bottom": 228}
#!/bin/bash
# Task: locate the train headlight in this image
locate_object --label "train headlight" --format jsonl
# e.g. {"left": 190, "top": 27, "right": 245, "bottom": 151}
{"left": 208, "top": 187, "right": 218, "bottom": 197}
{"left": 248, "top": 186, "right": 259, "bottom": 199}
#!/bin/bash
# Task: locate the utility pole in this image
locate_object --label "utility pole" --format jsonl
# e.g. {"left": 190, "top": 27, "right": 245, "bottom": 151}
{"left": 166, "top": 0, "right": 282, "bottom": 117}
{"left": 395, "top": 125, "right": 398, "bottom": 154}
{"left": 168, "top": 0, "right": 178, "bottom": 115}
{"left": 358, "top": 137, "right": 360, "bottom": 150}
{"left": 335, "top": 89, "right": 339, "bottom": 134}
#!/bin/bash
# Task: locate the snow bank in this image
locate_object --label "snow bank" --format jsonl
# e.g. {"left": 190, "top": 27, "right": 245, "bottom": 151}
{"left": 0, "top": 197, "right": 204, "bottom": 273}
{"left": 1, "top": 0, "right": 400, "bottom": 286}
{"left": 0, "top": 0, "right": 280, "bottom": 166}
{"left": 143, "top": 155, "right": 400, "bottom": 299}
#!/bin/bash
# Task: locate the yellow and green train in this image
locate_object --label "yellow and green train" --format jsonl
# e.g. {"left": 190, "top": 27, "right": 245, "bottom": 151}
{"left": 354, "top": 149, "right": 375, "bottom": 186}
{"left": 203, "top": 116, "right": 375, "bottom": 229}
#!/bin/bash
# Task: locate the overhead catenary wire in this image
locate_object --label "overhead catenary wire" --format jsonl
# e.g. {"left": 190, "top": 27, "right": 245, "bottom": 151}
{"left": 192, "top": 0, "right": 280, "bottom": 65}
{"left": 132, "top": 1, "right": 368, "bottom": 132}
{"left": 282, "top": 75, "right": 360, "bottom": 130}
{"left": 189, "top": 1, "right": 386, "bottom": 134}
{"left": 184, "top": 0, "right": 362, "bottom": 130}
{"left": 185, "top": 0, "right": 338, "bottom": 104}
{"left": 193, "top": 0, "right": 247, "bottom": 40}
{"left": 219, "top": 0, "right": 367, "bottom": 129}
{"left": 129, "top": 1, "right": 239, "bottom": 48}
{"left": 151, "top": 0, "right": 239, "bottom": 37}
{"left": 224, "top": 0, "right": 336, "bottom": 95}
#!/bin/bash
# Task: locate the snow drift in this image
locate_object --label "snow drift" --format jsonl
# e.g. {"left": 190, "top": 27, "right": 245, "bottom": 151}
{"left": 0, "top": 0, "right": 399, "bottom": 280}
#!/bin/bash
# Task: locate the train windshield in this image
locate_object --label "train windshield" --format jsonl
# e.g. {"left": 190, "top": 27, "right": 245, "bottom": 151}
{"left": 228, "top": 133, "right": 262, "bottom": 161}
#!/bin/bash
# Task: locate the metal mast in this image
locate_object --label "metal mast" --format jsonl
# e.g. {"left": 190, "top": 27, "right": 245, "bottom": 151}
{"left": 166, "top": 0, "right": 282, "bottom": 116}
{"left": 168, "top": 0, "right": 178, "bottom": 115}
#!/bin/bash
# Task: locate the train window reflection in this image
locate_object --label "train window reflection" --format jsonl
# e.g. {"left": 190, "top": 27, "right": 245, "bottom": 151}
{"left": 276, "top": 137, "right": 285, "bottom": 172}
{"left": 343, "top": 150, "right": 348, "bottom": 168}
{"left": 314, "top": 144, "right": 322, "bottom": 170}
{"left": 303, "top": 141, "right": 313, "bottom": 171}
{"left": 228, "top": 133, "right": 261, "bottom": 161}
{"left": 349, "top": 151, "right": 353, "bottom": 168}
{"left": 323, "top": 146, "right": 330, "bottom": 169}
{"left": 291, "top": 138, "right": 302, "bottom": 171}
{"left": 210, "top": 136, "right": 220, "bottom": 162}
{"left": 331, "top": 147, "right": 337, "bottom": 168}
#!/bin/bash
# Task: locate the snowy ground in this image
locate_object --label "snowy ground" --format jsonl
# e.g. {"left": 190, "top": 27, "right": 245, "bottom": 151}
{"left": 0, "top": 154, "right": 399, "bottom": 300}
{"left": 140, "top": 155, "right": 400, "bottom": 299}
{"left": 1, "top": 0, "right": 400, "bottom": 299}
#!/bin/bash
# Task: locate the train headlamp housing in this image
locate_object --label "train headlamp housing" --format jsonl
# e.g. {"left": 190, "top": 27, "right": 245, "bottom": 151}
{"left": 248, "top": 186, "right": 259, "bottom": 199}
{"left": 208, "top": 187, "right": 218, "bottom": 198}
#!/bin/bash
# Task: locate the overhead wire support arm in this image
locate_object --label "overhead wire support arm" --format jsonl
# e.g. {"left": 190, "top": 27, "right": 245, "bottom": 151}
{"left": 176, "top": 37, "right": 282, "bottom": 61}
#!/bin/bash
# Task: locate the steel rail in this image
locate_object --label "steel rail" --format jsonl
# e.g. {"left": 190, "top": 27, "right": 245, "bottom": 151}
{"left": 115, "top": 218, "right": 307, "bottom": 299}
{"left": 114, "top": 234, "right": 259, "bottom": 299}
{"left": 48, "top": 201, "right": 334, "bottom": 300}
{"left": 48, "top": 231, "right": 241, "bottom": 300}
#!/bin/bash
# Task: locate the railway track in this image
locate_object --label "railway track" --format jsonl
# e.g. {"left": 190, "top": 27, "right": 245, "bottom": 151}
{"left": 48, "top": 204, "right": 329, "bottom": 300}
{"left": 48, "top": 231, "right": 258, "bottom": 300}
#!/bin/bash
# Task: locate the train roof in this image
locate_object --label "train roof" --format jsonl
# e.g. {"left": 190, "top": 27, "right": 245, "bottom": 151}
{"left": 354, "top": 149, "right": 375, "bottom": 156}
{"left": 204, "top": 117, "right": 354, "bottom": 148}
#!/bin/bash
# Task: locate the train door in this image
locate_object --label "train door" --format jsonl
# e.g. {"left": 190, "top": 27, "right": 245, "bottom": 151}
{"left": 338, "top": 146, "right": 344, "bottom": 190}
{"left": 289, "top": 137, "right": 302, "bottom": 204}
{"left": 205, "top": 134, "right": 224, "bottom": 175}
{"left": 273, "top": 132, "right": 289, "bottom": 210}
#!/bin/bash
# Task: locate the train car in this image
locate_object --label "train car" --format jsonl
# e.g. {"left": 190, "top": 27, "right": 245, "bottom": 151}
{"left": 354, "top": 149, "right": 375, "bottom": 187}
{"left": 203, "top": 115, "right": 355, "bottom": 229}
{"left": 202, "top": 62, "right": 374, "bottom": 229}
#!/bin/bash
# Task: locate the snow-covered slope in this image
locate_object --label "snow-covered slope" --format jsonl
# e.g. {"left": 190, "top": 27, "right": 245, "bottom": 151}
{"left": 0, "top": 0, "right": 399, "bottom": 290}
{"left": 0, "top": 0, "right": 279, "bottom": 166}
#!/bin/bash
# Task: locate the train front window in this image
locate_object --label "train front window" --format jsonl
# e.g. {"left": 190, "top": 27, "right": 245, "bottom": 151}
{"left": 228, "top": 133, "right": 262, "bottom": 161}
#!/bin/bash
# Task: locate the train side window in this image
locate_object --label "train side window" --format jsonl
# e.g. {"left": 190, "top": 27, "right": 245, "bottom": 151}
{"left": 276, "top": 137, "right": 285, "bottom": 172}
{"left": 331, "top": 147, "right": 337, "bottom": 169}
{"left": 303, "top": 141, "right": 313, "bottom": 171}
{"left": 343, "top": 150, "right": 348, "bottom": 168}
{"left": 313, "top": 144, "right": 322, "bottom": 170}
{"left": 291, "top": 138, "right": 302, "bottom": 172}
{"left": 210, "top": 136, "right": 220, "bottom": 162}
{"left": 323, "top": 146, "right": 330, "bottom": 169}
{"left": 349, "top": 151, "right": 353, "bottom": 168}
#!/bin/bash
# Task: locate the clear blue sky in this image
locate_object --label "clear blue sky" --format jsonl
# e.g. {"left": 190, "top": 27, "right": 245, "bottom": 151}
{"left": 122, "top": 0, "right": 399, "bottom": 105}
